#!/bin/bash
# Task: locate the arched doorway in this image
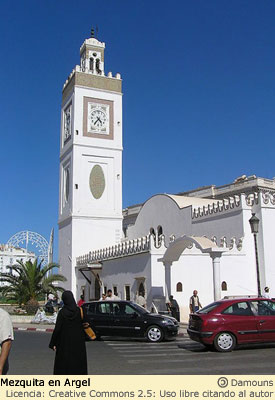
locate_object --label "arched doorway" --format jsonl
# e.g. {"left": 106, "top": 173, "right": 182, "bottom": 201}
{"left": 158, "top": 235, "right": 228, "bottom": 301}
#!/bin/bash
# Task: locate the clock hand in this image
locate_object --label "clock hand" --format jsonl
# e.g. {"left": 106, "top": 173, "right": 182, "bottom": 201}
{"left": 95, "top": 117, "right": 102, "bottom": 125}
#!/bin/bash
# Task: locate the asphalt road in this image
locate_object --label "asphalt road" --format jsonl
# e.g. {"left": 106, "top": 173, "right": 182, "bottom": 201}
{"left": 8, "top": 331, "right": 275, "bottom": 375}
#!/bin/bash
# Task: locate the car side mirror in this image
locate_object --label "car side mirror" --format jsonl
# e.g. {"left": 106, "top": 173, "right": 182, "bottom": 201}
{"left": 131, "top": 312, "right": 139, "bottom": 318}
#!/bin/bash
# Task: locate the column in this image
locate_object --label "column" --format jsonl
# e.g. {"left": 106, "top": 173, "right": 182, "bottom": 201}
{"left": 210, "top": 252, "right": 222, "bottom": 301}
{"left": 164, "top": 261, "right": 173, "bottom": 301}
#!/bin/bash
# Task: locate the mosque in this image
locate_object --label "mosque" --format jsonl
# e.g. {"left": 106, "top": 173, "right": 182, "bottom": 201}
{"left": 58, "top": 32, "right": 275, "bottom": 321}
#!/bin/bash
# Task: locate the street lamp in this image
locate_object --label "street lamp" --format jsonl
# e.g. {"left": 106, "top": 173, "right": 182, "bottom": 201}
{"left": 249, "top": 213, "right": 261, "bottom": 297}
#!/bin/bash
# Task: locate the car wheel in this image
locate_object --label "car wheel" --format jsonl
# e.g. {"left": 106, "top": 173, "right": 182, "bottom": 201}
{"left": 214, "top": 332, "right": 236, "bottom": 352}
{"left": 146, "top": 325, "right": 164, "bottom": 342}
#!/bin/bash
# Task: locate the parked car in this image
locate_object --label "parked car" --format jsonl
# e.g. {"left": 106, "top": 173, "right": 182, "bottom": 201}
{"left": 187, "top": 297, "right": 275, "bottom": 352}
{"left": 82, "top": 300, "right": 179, "bottom": 342}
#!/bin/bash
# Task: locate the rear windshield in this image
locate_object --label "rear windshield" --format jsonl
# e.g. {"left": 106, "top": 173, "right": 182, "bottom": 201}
{"left": 197, "top": 302, "right": 221, "bottom": 314}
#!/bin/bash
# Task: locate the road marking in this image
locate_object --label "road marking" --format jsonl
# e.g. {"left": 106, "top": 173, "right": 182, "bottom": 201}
{"left": 113, "top": 347, "right": 186, "bottom": 352}
{"left": 104, "top": 340, "right": 190, "bottom": 346}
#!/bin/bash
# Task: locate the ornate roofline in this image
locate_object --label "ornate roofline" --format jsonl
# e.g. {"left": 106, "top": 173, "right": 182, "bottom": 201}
{"left": 192, "top": 195, "right": 241, "bottom": 219}
{"left": 76, "top": 235, "right": 151, "bottom": 266}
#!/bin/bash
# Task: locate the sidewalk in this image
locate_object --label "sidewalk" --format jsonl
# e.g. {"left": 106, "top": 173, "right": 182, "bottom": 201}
{"left": 13, "top": 322, "right": 188, "bottom": 336}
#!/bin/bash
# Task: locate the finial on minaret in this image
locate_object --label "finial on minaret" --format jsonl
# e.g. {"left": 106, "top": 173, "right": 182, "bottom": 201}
{"left": 90, "top": 26, "right": 99, "bottom": 38}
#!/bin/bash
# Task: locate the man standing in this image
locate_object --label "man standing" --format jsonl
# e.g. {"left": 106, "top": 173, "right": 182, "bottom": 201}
{"left": 105, "top": 289, "right": 120, "bottom": 300}
{"left": 0, "top": 308, "right": 14, "bottom": 375}
{"left": 264, "top": 287, "right": 270, "bottom": 299}
{"left": 136, "top": 292, "right": 146, "bottom": 308}
{"left": 189, "top": 290, "right": 202, "bottom": 313}
{"left": 168, "top": 295, "right": 180, "bottom": 321}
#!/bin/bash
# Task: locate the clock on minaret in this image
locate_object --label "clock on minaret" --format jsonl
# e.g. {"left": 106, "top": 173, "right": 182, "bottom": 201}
{"left": 58, "top": 31, "right": 123, "bottom": 296}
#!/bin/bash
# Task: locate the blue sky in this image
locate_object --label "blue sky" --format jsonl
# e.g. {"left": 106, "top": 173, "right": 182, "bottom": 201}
{"left": 1, "top": 0, "right": 275, "bottom": 260}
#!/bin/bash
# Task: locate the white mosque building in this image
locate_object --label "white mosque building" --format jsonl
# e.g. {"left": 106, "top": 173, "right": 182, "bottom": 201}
{"left": 58, "top": 33, "right": 275, "bottom": 321}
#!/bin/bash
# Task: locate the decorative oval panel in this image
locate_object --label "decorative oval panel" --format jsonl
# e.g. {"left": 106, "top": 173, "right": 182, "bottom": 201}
{"left": 89, "top": 165, "right": 105, "bottom": 199}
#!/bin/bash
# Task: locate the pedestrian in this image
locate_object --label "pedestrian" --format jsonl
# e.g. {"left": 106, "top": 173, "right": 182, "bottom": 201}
{"left": 0, "top": 308, "right": 14, "bottom": 375}
{"left": 105, "top": 289, "right": 120, "bottom": 300}
{"left": 264, "top": 287, "right": 270, "bottom": 299}
{"left": 168, "top": 295, "right": 180, "bottom": 321}
{"left": 45, "top": 294, "right": 55, "bottom": 314}
{"left": 189, "top": 290, "right": 202, "bottom": 313}
{"left": 99, "top": 293, "right": 106, "bottom": 300}
{"left": 136, "top": 291, "right": 146, "bottom": 308}
{"left": 49, "top": 290, "right": 88, "bottom": 375}
{"left": 77, "top": 294, "right": 85, "bottom": 307}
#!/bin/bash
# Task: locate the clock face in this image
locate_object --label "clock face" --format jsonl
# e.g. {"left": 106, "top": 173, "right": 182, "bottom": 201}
{"left": 88, "top": 103, "right": 109, "bottom": 134}
{"left": 90, "top": 109, "right": 107, "bottom": 129}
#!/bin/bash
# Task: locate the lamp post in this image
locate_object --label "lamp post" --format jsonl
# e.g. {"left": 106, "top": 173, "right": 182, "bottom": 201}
{"left": 249, "top": 213, "right": 261, "bottom": 297}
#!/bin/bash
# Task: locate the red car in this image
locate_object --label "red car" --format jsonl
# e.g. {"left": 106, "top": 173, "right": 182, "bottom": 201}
{"left": 187, "top": 297, "right": 275, "bottom": 352}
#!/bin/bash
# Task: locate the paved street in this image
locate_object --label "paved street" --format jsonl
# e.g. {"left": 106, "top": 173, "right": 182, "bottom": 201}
{"left": 8, "top": 330, "right": 275, "bottom": 375}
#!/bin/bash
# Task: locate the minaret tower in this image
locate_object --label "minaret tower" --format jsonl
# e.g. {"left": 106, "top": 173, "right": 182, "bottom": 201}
{"left": 58, "top": 30, "right": 123, "bottom": 295}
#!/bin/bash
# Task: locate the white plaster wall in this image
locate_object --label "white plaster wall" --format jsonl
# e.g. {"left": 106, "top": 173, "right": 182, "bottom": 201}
{"left": 58, "top": 221, "right": 73, "bottom": 291}
{"left": 99, "top": 253, "right": 151, "bottom": 301}
{"left": 150, "top": 253, "right": 166, "bottom": 307}
{"left": 191, "top": 209, "right": 244, "bottom": 242}
{"left": 72, "top": 145, "right": 122, "bottom": 219}
{"left": 256, "top": 200, "right": 275, "bottom": 298}
{"left": 169, "top": 253, "right": 213, "bottom": 322}
{"left": 127, "top": 195, "right": 192, "bottom": 243}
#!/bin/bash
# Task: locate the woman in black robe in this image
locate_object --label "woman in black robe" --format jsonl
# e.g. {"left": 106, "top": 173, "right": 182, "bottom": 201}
{"left": 49, "top": 290, "right": 88, "bottom": 374}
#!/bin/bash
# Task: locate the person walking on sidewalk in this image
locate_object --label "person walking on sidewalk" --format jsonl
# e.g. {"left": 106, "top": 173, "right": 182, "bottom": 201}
{"left": 168, "top": 295, "right": 180, "bottom": 321}
{"left": 0, "top": 308, "right": 14, "bottom": 375}
{"left": 189, "top": 290, "right": 202, "bottom": 313}
{"left": 49, "top": 290, "right": 88, "bottom": 375}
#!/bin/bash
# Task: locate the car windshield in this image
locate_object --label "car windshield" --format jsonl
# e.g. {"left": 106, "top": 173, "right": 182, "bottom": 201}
{"left": 197, "top": 302, "right": 221, "bottom": 314}
{"left": 131, "top": 302, "right": 149, "bottom": 314}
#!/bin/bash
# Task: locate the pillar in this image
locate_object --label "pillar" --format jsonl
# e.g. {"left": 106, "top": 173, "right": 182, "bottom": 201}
{"left": 164, "top": 261, "right": 173, "bottom": 301}
{"left": 210, "top": 252, "right": 222, "bottom": 301}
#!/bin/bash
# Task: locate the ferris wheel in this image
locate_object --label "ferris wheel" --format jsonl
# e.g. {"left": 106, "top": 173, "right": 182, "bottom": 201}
{"left": 7, "top": 230, "right": 53, "bottom": 266}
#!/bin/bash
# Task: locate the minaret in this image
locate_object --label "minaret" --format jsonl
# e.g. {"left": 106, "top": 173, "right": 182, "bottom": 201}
{"left": 58, "top": 30, "right": 123, "bottom": 295}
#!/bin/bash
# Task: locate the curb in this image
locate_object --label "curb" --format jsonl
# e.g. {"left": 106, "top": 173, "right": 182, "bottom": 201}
{"left": 14, "top": 327, "right": 54, "bottom": 333}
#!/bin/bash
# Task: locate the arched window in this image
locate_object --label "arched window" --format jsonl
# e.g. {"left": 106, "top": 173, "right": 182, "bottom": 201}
{"left": 149, "top": 228, "right": 155, "bottom": 236}
{"left": 138, "top": 282, "right": 145, "bottom": 297}
{"left": 96, "top": 58, "right": 101, "bottom": 74}
{"left": 176, "top": 282, "right": 183, "bottom": 292}
{"left": 157, "top": 225, "right": 163, "bottom": 236}
{"left": 221, "top": 281, "right": 227, "bottom": 291}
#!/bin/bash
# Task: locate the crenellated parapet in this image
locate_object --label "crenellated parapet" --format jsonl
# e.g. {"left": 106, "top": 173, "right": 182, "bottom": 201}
{"left": 63, "top": 66, "right": 121, "bottom": 91}
{"left": 211, "top": 235, "right": 243, "bottom": 251}
{"left": 76, "top": 231, "right": 245, "bottom": 267}
{"left": 76, "top": 235, "right": 151, "bottom": 266}
{"left": 261, "top": 190, "right": 275, "bottom": 206}
{"left": 245, "top": 192, "right": 259, "bottom": 206}
{"left": 192, "top": 196, "right": 241, "bottom": 219}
